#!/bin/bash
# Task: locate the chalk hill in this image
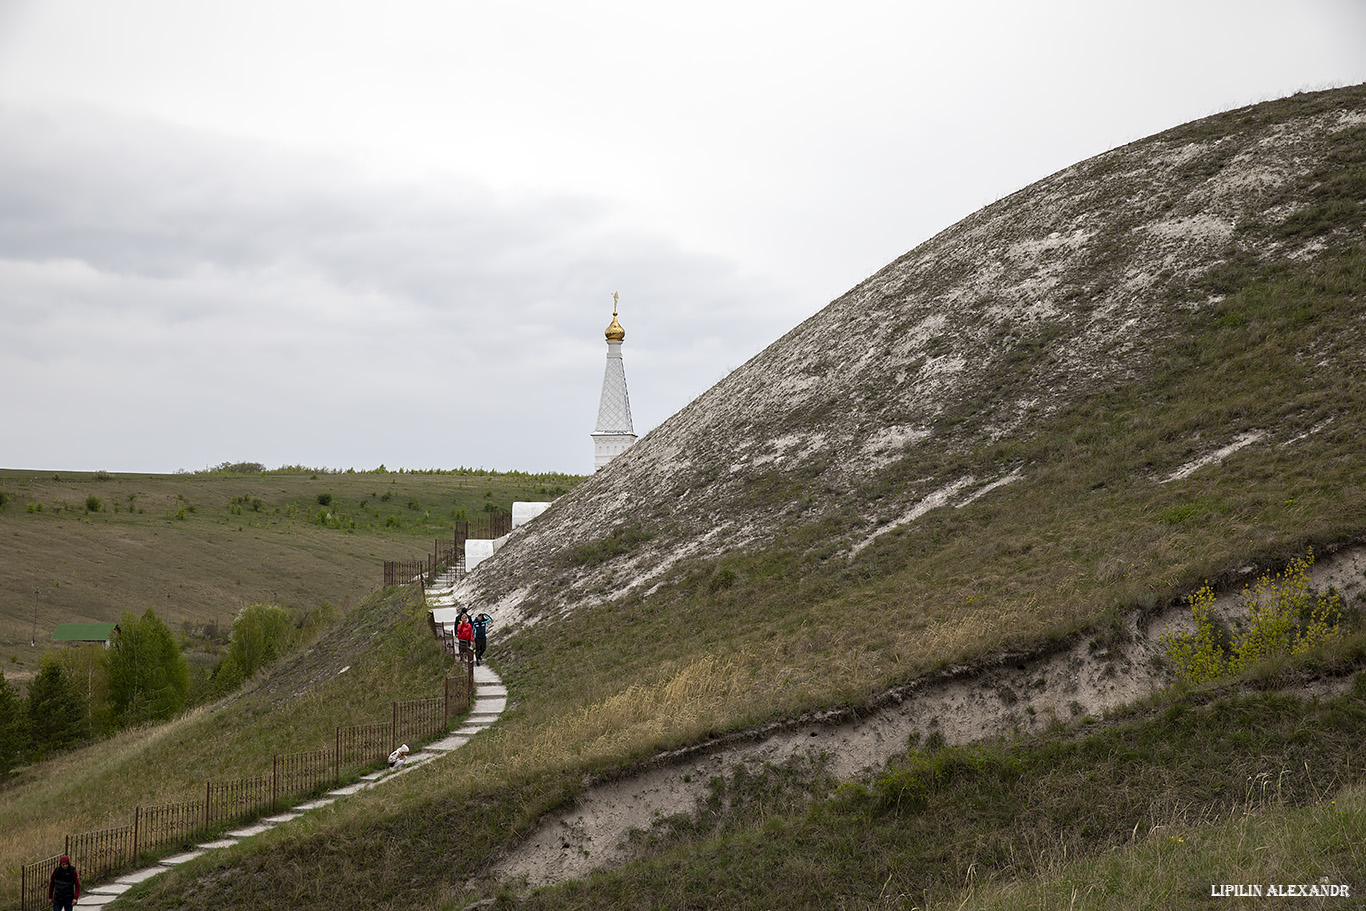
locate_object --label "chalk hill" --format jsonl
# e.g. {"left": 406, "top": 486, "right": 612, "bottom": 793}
{"left": 99, "top": 83, "right": 1366, "bottom": 911}
{"left": 456, "top": 85, "right": 1366, "bottom": 650}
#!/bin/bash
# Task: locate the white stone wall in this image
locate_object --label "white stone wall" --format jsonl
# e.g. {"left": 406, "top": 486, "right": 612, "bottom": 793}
{"left": 592, "top": 432, "right": 638, "bottom": 471}
{"left": 512, "top": 501, "right": 551, "bottom": 527}
{"left": 466, "top": 535, "right": 510, "bottom": 571}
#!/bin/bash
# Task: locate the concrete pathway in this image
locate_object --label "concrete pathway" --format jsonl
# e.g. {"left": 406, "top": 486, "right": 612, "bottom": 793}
{"left": 83, "top": 660, "right": 505, "bottom": 908}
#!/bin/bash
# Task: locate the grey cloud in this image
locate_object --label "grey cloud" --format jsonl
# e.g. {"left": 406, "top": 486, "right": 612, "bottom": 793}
{"left": 0, "top": 103, "right": 800, "bottom": 474}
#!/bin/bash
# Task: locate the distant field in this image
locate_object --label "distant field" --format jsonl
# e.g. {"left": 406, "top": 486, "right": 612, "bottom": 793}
{"left": 0, "top": 467, "right": 582, "bottom": 682}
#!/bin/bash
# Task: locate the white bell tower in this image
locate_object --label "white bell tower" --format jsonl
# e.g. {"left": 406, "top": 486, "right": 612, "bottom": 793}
{"left": 591, "top": 292, "right": 638, "bottom": 471}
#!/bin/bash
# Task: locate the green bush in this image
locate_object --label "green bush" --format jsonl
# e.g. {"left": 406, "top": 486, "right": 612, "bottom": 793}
{"left": 563, "top": 523, "right": 653, "bottom": 567}
{"left": 85, "top": 495, "right": 103, "bottom": 513}
{"left": 214, "top": 461, "right": 265, "bottom": 473}
{"left": 1162, "top": 550, "right": 1343, "bottom": 685}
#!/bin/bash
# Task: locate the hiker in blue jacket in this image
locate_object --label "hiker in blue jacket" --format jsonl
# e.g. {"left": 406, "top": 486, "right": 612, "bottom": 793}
{"left": 472, "top": 612, "right": 492, "bottom": 666}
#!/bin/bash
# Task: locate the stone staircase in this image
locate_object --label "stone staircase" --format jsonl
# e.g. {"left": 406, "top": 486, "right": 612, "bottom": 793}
{"left": 84, "top": 608, "right": 504, "bottom": 908}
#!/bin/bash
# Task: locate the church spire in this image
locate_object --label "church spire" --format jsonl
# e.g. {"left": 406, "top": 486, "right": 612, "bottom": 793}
{"left": 592, "top": 291, "right": 638, "bottom": 471}
{"left": 605, "top": 291, "right": 625, "bottom": 341}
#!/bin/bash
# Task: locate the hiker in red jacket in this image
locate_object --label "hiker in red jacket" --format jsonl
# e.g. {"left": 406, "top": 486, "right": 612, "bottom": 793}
{"left": 49, "top": 855, "right": 80, "bottom": 911}
{"left": 456, "top": 610, "right": 474, "bottom": 661}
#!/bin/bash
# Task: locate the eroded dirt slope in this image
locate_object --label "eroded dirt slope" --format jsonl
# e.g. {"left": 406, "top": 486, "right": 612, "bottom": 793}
{"left": 494, "top": 545, "right": 1366, "bottom": 887}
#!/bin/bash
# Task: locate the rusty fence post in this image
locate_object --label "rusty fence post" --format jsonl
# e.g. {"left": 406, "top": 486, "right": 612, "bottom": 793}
{"left": 465, "top": 652, "right": 474, "bottom": 709}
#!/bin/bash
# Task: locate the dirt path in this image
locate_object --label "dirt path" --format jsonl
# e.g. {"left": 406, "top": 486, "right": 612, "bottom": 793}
{"left": 492, "top": 545, "right": 1366, "bottom": 887}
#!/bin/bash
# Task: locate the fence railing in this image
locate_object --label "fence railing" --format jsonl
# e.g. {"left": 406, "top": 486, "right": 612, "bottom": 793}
{"left": 65, "top": 825, "right": 135, "bottom": 883}
{"left": 274, "top": 749, "right": 332, "bottom": 807}
{"left": 206, "top": 776, "right": 271, "bottom": 826}
{"left": 19, "top": 856, "right": 62, "bottom": 911}
{"left": 336, "top": 721, "right": 392, "bottom": 773}
{"left": 383, "top": 513, "right": 511, "bottom": 586}
{"left": 472, "top": 513, "right": 512, "bottom": 540}
{"left": 383, "top": 559, "right": 427, "bottom": 588}
{"left": 138, "top": 798, "right": 203, "bottom": 854}
{"left": 395, "top": 696, "right": 445, "bottom": 747}
{"left": 19, "top": 671, "right": 474, "bottom": 911}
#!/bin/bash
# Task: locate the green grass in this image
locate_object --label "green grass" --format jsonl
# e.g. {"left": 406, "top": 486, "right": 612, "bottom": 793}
{"left": 501, "top": 671, "right": 1366, "bottom": 911}
{"left": 0, "top": 583, "right": 457, "bottom": 906}
{"left": 0, "top": 467, "right": 582, "bottom": 681}
{"left": 7, "top": 86, "right": 1366, "bottom": 910}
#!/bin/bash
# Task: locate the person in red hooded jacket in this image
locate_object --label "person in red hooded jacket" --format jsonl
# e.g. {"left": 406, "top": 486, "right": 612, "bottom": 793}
{"left": 49, "top": 855, "right": 80, "bottom": 911}
{"left": 455, "top": 610, "right": 474, "bottom": 661}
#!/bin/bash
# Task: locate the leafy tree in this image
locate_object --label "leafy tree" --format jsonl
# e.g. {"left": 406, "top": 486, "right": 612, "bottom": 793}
{"left": 55, "top": 643, "right": 115, "bottom": 735}
{"left": 212, "top": 603, "right": 294, "bottom": 698}
{"left": 0, "top": 669, "right": 27, "bottom": 775}
{"left": 27, "top": 654, "right": 88, "bottom": 756}
{"left": 107, "top": 609, "right": 191, "bottom": 725}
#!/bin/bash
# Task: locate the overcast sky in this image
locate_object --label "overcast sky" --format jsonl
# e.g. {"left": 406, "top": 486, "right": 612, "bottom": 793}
{"left": 2, "top": 1, "right": 1364, "bottom": 476}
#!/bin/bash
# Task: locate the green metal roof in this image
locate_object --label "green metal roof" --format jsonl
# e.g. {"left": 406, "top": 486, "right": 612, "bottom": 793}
{"left": 51, "top": 622, "right": 117, "bottom": 643}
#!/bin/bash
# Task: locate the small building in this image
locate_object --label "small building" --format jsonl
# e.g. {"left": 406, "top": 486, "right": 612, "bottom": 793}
{"left": 51, "top": 622, "right": 118, "bottom": 647}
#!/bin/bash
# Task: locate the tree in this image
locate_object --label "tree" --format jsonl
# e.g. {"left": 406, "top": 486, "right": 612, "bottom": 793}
{"left": 107, "top": 609, "right": 191, "bottom": 726}
{"left": 212, "top": 603, "right": 294, "bottom": 697}
{"left": 0, "top": 669, "right": 27, "bottom": 775}
{"left": 55, "top": 643, "right": 115, "bottom": 735}
{"left": 27, "top": 655, "right": 88, "bottom": 756}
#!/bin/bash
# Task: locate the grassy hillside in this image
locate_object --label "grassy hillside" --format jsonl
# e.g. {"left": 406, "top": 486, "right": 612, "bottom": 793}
{"left": 9, "top": 86, "right": 1366, "bottom": 910}
{"left": 0, "top": 583, "right": 453, "bottom": 907}
{"left": 0, "top": 467, "right": 580, "bottom": 681}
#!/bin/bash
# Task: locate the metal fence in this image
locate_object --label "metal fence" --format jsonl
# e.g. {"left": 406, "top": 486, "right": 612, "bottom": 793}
{"left": 273, "top": 749, "right": 332, "bottom": 807}
{"left": 206, "top": 776, "right": 271, "bottom": 826}
{"left": 471, "top": 513, "right": 512, "bottom": 540}
{"left": 19, "top": 672, "right": 474, "bottom": 911}
{"left": 383, "top": 559, "right": 427, "bottom": 587}
{"left": 336, "top": 720, "right": 395, "bottom": 773}
{"left": 394, "top": 696, "right": 445, "bottom": 746}
{"left": 383, "top": 513, "right": 511, "bottom": 586}
{"left": 137, "top": 798, "right": 204, "bottom": 854}
{"left": 19, "top": 856, "right": 62, "bottom": 911}
{"left": 448, "top": 655, "right": 474, "bottom": 716}
{"left": 64, "top": 824, "right": 136, "bottom": 882}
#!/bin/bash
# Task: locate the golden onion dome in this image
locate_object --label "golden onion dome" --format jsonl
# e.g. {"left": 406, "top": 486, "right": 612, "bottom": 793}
{"left": 605, "top": 293, "right": 625, "bottom": 341}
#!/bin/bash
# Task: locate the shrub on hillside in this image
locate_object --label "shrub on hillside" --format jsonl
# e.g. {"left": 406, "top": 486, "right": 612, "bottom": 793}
{"left": 215, "top": 461, "right": 265, "bottom": 473}
{"left": 563, "top": 523, "right": 653, "bottom": 567}
{"left": 1162, "top": 550, "right": 1343, "bottom": 685}
{"left": 211, "top": 602, "right": 328, "bottom": 696}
